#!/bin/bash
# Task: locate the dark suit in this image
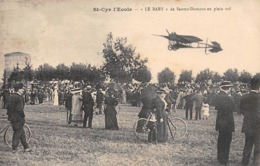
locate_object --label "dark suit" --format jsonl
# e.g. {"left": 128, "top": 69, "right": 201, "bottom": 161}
{"left": 138, "top": 97, "right": 153, "bottom": 119}
{"left": 65, "top": 92, "right": 73, "bottom": 123}
{"left": 240, "top": 91, "right": 260, "bottom": 165}
{"left": 6, "top": 93, "right": 29, "bottom": 150}
{"left": 191, "top": 93, "right": 204, "bottom": 120}
{"left": 82, "top": 91, "right": 94, "bottom": 128}
{"left": 183, "top": 94, "right": 193, "bottom": 120}
{"left": 215, "top": 90, "right": 236, "bottom": 165}
{"left": 165, "top": 93, "right": 174, "bottom": 113}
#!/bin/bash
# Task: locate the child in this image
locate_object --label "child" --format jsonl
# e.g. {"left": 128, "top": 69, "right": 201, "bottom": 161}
{"left": 201, "top": 99, "right": 210, "bottom": 120}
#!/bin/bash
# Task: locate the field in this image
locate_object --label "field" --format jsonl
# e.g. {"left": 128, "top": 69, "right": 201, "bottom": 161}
{"left": 0, "top": 102, "right": 246, "bottom": 166}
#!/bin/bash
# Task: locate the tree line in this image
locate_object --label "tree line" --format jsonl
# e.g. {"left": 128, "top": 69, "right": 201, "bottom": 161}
{"left": 158, "top": 68, "right": 259, "bottom": 84}
{"left": 3, "top": 32, "right": 260, "bottom": 86}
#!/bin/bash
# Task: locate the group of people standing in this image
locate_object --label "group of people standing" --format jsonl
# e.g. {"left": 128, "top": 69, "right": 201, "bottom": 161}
{"left": 182, "top": 88, "right": 210, "bottom": 120}
{"left": 64, "top": 85, "right": 119, "bottom": 130}
{"left": 3, "top": 77, "right": 259, "bottom": 166}
{"left": 215, "top": 78, "right": 260, "bottom": 166}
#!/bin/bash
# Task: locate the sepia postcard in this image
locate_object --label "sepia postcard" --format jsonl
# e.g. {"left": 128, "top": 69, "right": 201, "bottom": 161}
{"left": 0, "top": 0, "right": 259, "bottom": 165}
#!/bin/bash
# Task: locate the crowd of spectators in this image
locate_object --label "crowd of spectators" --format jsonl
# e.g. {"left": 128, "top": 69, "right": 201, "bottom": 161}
{"left": 0, "top": 80, "right": 249, "bottom": 116}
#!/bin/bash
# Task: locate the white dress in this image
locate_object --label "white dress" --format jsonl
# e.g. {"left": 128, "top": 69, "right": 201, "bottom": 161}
{"left": 53, "top": 87, "right": 59, "bottom": 106}
{"left": 202, "top": 103, "right": 210, "bottom": 117}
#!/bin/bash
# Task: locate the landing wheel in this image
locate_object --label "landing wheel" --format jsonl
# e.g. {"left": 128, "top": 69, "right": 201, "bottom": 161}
{"left": 168, "top": 45, "right": 173, "bottom": 51}
{"left": 172, "top": 45, "right": 178, "bottom": 51}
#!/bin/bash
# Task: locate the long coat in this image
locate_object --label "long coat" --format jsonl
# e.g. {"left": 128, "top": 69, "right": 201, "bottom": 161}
{"left": 183, "top": 94, "right": 194, "bottom": 107}
{"left": 65, "top": 93, "right": 73, "bottom": 110}
{"left": 138, "top": 97, "right": 153, "bottom": 119}
{"left": 104, "top": 95, "right": 119, "bottom": 130}
{"left": 82, "top": 91, "right": 94, "bottom": 112}
{"left": 152, "top": 96, "right": 168, "bottom": 143}
{"left": 6, "top": 93, "right": 25, "bottom": 122}
{"left": 240, "top": 91, "right": 260, "bottom": 134}
{"left": 71, "top": 93, "right": 83, "bottom": 123}
{"left": 215, "top": 91, "right": 236, "bottom": 132}
{"left": 191, "top": 93, "right": 204, "bottom": 107}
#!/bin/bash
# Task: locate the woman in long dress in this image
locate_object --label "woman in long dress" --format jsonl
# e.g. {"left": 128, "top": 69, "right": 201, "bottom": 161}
{"left": 69, "top": 89, "right": 83, "bottom": 126}
{"left": 151, "top": 89, "right": 168, "bottom": 143}
{"left": 53, "top": 84, "right": 59, "bottom": 106}
{"left": 104, "top": 89, "right": 119, "bottom": 130}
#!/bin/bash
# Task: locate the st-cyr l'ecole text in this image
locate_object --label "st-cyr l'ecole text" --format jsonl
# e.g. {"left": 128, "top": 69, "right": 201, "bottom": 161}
{"left": 93, "top": 7, "right": 132, "bottom": 12}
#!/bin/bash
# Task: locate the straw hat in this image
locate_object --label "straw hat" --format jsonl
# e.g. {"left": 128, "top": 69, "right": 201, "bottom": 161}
{"left": 70, "top": 88, "right": 82, "bottom": 94}
{"left": 156, "top": 88, "right": 167, "bottom": 94}
{"left": 219, "top": 81, "right": 233, "bottom": 88}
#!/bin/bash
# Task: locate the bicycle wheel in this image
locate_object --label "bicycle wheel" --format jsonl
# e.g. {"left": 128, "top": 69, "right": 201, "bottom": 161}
{"left": 4, "top": 124, "right": 32, "bottom": 148}
{"left": 133, "top": 118, "right": 149, "bottom": 142}
{"left": 167, "top": 117, "right": 187, "bottom": 140}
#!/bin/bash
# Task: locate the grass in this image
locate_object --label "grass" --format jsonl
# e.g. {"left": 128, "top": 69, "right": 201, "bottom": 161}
{"left": 0, "top": 102, "right": 246, "bottom": 166}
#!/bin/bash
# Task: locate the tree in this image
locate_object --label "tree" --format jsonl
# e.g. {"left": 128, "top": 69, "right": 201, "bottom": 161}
{"left": 69, "top": 63, "right": 87, "bottom": 81}
{"left": 239, "top": 70, "right": 252, "bottom": 83}
{"left": 23, "top": 58, "right": 34, "bottom": 82}
{"left": 178, "top": 70, "right": 192, "bottom": 83}
{"left": 223, "top": 68, "right": 239, "bottom": 82}
{"left": 35, "top": 63, "right": 56, "bottom": 81}
{"left": 157, "top": 67, "right": 175, "bottom": 84}
{"left": 85, "top": 65, "right": 105, "bottom": 84}
{"left": 253, "top": 73, "right": 260, "bottom": 81}
{"left": 211, "top": 72, "right": 222, "bottom": 83}
{"left": 101, "top": 33, "right": 149, "bottom": 83}
{"left": 55, "top": 63, "right": 70, "bottom": 80}
{"left": 195, "top": 68, "right": 213, "bottom": 83}
{"left": 9, "top": 63, "right": 23, "bottom": 82}
{"left": 133, "top": 66, "right": 151, "bottom": 83}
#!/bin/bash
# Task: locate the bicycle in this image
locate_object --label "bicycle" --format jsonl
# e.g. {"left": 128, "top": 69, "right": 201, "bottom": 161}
{"left": 133, "top": 112, "right": 187, "bottom": 142}
{"left": 0, "top": 122, "right": 32, "bottom": 148}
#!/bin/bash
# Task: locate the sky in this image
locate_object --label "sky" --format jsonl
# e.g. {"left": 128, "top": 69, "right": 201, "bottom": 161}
{"left": 0, "top": 0, "right": 259, "bottom": 82}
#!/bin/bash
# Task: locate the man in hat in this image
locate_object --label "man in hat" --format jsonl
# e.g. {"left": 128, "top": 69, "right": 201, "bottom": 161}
{"left": 82, "top": 85, "right": 94, "bottom": 128}
{"left": 64, "top": 88, "right": 73, "bottom": 123}
{"left": 215, "top": 81, "right": 236, "bottom": 165}
{"left": 240, "top": 76, "right": 260, "bottom": 166}
{"left": 191, "top": 90, "right": 205, "bottom": 120}
{"left": 6, "top": 83, "right": 31, "bottom": 152}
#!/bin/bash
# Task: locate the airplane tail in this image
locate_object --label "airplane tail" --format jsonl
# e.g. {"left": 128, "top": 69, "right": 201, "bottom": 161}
{"left": 209, "top": 41, "right": 222, "bottom": 53}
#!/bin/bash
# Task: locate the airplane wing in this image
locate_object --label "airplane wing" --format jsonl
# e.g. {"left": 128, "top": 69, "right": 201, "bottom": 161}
{"left": 153, "top": 33, "right": 203, "bottom": 43}
{"left": 152, "top": 34, "right": 172, "bottom": 40}
{"left": 177, "top": 35, "right": 203, "bottom": 43}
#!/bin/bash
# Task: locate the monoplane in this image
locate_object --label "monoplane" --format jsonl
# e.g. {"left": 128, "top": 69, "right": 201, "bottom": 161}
{"left": 153, "top": 29, "right": 222, "bottom": 54}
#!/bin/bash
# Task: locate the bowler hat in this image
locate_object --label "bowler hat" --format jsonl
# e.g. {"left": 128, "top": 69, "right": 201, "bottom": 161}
{"left": 14, "top": 82, "right": 24, "bottom": 90}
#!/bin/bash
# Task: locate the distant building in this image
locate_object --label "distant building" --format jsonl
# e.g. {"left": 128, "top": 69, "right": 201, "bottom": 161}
{"left": 4, "top": 52, "right": 31, "bottom": 79}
